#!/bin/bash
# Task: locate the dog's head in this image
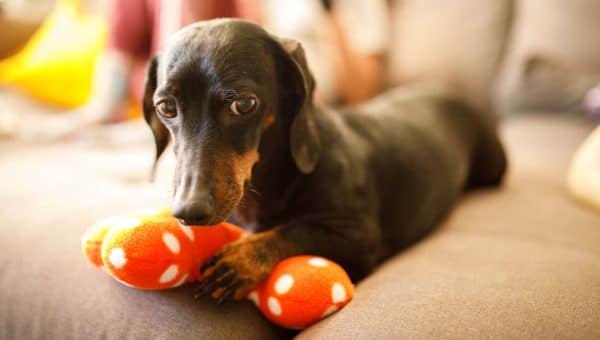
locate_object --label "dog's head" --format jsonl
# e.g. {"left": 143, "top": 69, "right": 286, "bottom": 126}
{"left": 143, "top": 19, "right": 320, "bottom": 226}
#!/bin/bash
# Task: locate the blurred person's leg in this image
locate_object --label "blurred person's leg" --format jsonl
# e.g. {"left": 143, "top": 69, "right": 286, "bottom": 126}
{"left": 30, "top": 0, "right": 261, "bottom": 141}
{"left": 261, "top": 0, "right": 390, "bottom": 105}
{"left": 23, "top": 0, "right": 152, "bottom": 141}
{"left": 88, "top": 0, "right": 260, "bottom": 123}
{"left": 81, "top": 0, "right": 152, "bottom": 124}
{"left": 80, "top": 50, "right": 133, "bottom": 124}
{"left": 328, "top": 0, "right": 389, "bottom": 105}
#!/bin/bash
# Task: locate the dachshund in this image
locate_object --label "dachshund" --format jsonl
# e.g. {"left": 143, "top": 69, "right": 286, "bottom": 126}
{"left": 142, "top": 19, "right": 507, "bottom": 303}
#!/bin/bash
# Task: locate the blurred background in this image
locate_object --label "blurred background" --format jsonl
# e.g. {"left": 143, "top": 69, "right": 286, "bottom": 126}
{"left": 2, "top": 0, "right": 600, "bottom": 135}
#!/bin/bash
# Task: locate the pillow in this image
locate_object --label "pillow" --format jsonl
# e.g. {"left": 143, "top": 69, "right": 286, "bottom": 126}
{"left": 386, "top": 0, "right": 512, "bottom": 111}
{"left": 494, "top": 0, "right": 600, "bottom": 115}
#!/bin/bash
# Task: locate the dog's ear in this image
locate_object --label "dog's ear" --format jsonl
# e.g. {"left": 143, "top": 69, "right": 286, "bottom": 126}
{"left": 143, "top": 55, "right": 169, "bottom": 180}
{"left": 277, "top": 38, "right": 321, "bottom": 174}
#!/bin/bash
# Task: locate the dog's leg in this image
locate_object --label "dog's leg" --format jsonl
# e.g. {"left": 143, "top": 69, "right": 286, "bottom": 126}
{"left": 195, "top": 221, "right": 377, "bottom": 302}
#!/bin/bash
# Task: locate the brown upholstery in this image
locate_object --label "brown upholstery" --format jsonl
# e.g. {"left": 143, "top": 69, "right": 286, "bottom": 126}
{"left": 0, "top": 134, "right": 290, "bottom": 339}
{"left": 1, "top": 114, "right": 598, "bottom": 339}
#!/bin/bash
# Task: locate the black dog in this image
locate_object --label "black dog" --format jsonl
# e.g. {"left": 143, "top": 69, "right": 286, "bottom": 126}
{"left": 143, "top": 19, "right": 507, "bottom": 302}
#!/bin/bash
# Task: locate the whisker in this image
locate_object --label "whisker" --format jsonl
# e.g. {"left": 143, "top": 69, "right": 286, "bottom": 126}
{"left": 247, "top": 184, "right": 263, "bottom": 197}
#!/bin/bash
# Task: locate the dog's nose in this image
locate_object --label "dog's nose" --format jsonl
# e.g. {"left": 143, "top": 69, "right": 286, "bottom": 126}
{"left": 172, "top": 195, "right": 215, "bottom": 226}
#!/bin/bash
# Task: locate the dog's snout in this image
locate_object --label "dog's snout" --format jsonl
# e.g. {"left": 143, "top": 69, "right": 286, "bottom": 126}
{"left": 172, "top": 194, "right": 215, "bottom": 226}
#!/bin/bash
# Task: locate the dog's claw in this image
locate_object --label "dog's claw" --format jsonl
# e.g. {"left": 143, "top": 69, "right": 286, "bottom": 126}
{"left": 201, "top": 253, "right": 223, "bottom": 273}
{"left": 195, "top": 261, "right": 235, "bottom": 300}
{"left": 217, "top": 289, "right": 234, "bottom": 304}
{"left": 197, "top": 278, "right": 222, "bottom": 298}
{"left": 194, "top": 282, "right": 209, "bottom": 299}
{"left": 201, "top": 262, "right": 230, "bottom": 282}
{"left": 194, "top": 235, "right": 277, "bottom": 302}
{"left": 195, "top": 278, "right": 208, "bottom": 292}
{"left": 194, "top": 284, "right": 211, "bottom": 299}
{"left": 217, "top": 282, "right": 241, "bottom": 304}
{"left": 216, "top": 273, "right": 235, "bottom": 289}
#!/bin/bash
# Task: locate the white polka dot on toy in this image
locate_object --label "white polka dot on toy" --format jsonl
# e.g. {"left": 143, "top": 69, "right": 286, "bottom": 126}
{"left": 308, "top": 257, "right": 329, "bottom": 267}
{"left": 178, "top": 223, "right": 194, "bottom": 241}
{"left": 108, "top": 248, "right": 127, "bottom": 268}
{"left": 162, "top": 232, "right": 180, "bottom": 254}
{"left": 93, "top": 215, "right": 244, "bottom": 290}
{"left": 159, "top": 264, "right": 179, "bottom": 283}
{"left": 252, "top": 256, "right": 355, "bottom": 329}
{"left": 247, "top": 291, "right": 260, "bottom": 307}
{"left": 274, "top": 274, "right": 294, "bottom": 295}
{"left": 171, "top": 273, "right": 189, "bottom": 288}
{"left": 331, "top": 282, "right": 346, "bottom": 303}
{"left": 267, "top": 296, "right": 282, "bottom": 316}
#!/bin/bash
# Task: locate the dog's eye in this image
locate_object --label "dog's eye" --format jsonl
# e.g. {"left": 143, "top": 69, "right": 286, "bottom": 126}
{"left": 230, "top": 97, "right": 257, "bottom": 115}
{"left": 156, "top": 101, "right": 177, "bottom": 118}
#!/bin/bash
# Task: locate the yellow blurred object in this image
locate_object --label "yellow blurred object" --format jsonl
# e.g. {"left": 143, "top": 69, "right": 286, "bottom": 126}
{"left": 0, "top": 0, "right": 107, "bottom": 108}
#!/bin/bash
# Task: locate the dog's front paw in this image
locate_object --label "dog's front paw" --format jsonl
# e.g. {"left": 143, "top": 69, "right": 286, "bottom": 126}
{"left": 195, "top": 233, "right": 279, "bottom": 303}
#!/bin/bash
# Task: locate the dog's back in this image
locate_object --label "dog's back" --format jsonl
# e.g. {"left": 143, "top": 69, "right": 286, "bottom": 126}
{"left": 315, "top": 86, "right": 507, "bottom": 258}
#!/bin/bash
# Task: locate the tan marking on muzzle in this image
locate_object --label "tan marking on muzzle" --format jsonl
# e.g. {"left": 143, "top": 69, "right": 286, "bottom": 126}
{"left": 211, "top": 150, "right": 260, "bottom": 219}
{"left": 233, "top": 150, "right": 260, "bottom": 186}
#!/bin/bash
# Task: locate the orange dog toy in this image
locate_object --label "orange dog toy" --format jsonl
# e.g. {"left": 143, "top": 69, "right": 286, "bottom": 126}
{"left": 82, "top": 208, "right": 243, "bottom": 289}
{"left": 250, "top": 256, "right": 354, "bottom": 329}
{"left": 82, "top": 208, "right": 354, "bottom": 329}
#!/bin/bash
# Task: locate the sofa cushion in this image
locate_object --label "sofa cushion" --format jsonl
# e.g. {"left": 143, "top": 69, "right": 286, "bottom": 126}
{"left": 494, "top": 0, "right": 600, "bottom": 114}
{"left": 0, "top": 136, "right": 290, "bottom": 339}
{"left": 298, "top": 114, "right": 600, "bottom": 339}
{"left": 386, "top": 0, "right": 512, "bottom": 111}
{"left": 2, "top": 102, "right": 598, "bottom": 339}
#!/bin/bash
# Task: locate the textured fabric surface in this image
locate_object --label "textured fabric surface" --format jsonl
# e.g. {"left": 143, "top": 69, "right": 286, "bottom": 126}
{"left": 0, "top": 133, "right": 290, "bottom": 340}
{"left": 494, "top": 0, "right": 600, "bottom": 114}
{"left": 386, "top": 0, "right": 512, "bottom": 111}
{"left": 1, "top": 93, "right": 598, "bottom": 339}
{"left": 298, "top": 114, "right": 600, "bottom": 339}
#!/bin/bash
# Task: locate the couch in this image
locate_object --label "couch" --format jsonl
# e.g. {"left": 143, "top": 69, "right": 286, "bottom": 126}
{"left": 1, "top": 0, "right": 599, "bottom": 338}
